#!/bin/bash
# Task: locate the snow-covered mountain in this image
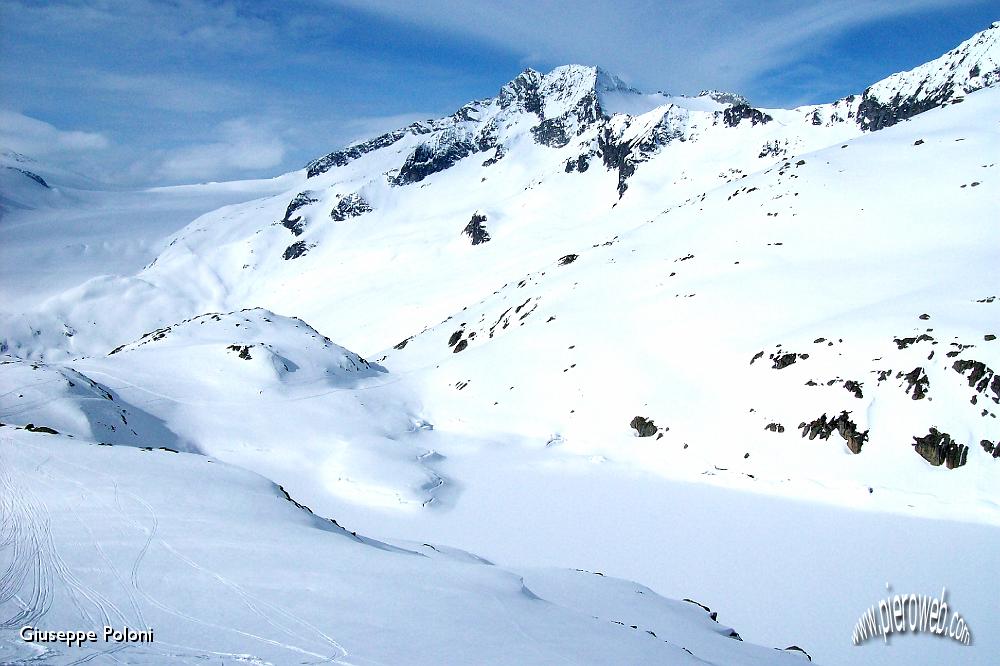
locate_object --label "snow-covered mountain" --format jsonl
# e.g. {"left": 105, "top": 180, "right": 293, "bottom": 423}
{"left": 2, "top": 20, "right": 1000, "bottom": 666}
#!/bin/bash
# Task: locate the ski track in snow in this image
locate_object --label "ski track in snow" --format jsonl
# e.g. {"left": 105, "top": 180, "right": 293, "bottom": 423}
{"left": 0, "top": 435, "right": 356, "bottom": 665}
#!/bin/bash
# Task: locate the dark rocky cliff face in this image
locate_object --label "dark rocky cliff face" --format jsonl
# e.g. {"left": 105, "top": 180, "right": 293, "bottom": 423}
{"left": 307, "top": 127, "right": 419, "bottom": 178}
{"left": 392, "top": 137, "right": 479, "bottom": 186}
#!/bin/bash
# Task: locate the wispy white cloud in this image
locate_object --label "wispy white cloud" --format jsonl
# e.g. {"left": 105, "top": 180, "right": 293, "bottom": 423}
{"left": 150, "top": 118, "right": 287, "bottom": 182}
{"left": 0, "top": 108, "right": 109, "bottom": 155}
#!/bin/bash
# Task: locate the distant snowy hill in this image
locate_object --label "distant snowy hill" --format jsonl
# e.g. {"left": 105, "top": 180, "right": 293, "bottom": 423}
{"left": 2, "top": 20, "right": 1000, "bottom": 666}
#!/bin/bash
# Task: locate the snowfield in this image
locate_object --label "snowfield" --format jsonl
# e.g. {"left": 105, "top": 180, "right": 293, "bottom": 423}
{"left": 0, "top": 427, "right": 809, "bottom": 665}
{"left": 2, "top": 20, "right": 999, "bottom": 666}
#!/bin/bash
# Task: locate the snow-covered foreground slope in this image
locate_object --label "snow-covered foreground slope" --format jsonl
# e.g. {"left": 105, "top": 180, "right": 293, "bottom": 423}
{"left": 0, "top": 426, "right": 809, "bottom": 665}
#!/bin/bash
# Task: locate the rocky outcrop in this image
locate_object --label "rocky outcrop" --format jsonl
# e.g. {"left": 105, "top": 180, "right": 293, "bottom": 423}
{"left": 599, "top": 108, "right": 688, "bottom": 197}
{"left": 564, "top": 153, "right": 592, "bottom": 173}
{"left": 799, "top": 411, "right": 868, "bottom": 454}
{"left": 913, "top": 427, "right": 968, "bottom": 468}
{"left": 392, "top": 131, "right": 479, "bottom": 186}
{"left": 630, "top": 416, "right": 657, "bottom": 437}
{"left": 721, "top": 104, "right": 773, "bottom": 128}
{"left": 463, "top": 213, "right": 490, "bottom": 245}
{"left": 482, "top": 145, "right": 506, "bottom": 167}
{"left": 282, "top": 240, "right": 311, "bottom": 261}
{"left": 226, "top": 344, "right": 253, "bottom": 360}
{"left": 772, "top": 352, "right": 808, "bottom": 370}
{"left": 330, "top": 192, "right": 372, "bottom": 222}
{"left": 900, "top": 367, "right": 930, "bottom": 400}
{"left": 6, "top": 166, "right": 50, "bottom": 188}
{"left": 497, "top": 69, "right": 543, "bottom": 115}
{"left": 953, "top": 359, "right": 1000, "bottom": 403}
{"left": 698, "top": 90, "right": 749, "bottom": 106}
{"left": 280, "top": 191, "right": 318, "bottom": 236}
{"left": 307, "top": 126, "right": 418, "bottom": 177}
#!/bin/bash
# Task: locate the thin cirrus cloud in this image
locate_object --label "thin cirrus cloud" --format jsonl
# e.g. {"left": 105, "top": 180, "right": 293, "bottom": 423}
{"left": 331, "top": 0, "right": 984, "bottom": 95}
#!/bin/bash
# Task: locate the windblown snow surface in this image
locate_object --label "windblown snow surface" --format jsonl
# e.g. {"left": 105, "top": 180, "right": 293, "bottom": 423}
{"left": 2, "top": 21, "right": 1000, "bottom": 666}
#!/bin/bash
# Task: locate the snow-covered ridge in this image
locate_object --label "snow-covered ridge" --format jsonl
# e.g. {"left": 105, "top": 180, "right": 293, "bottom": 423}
{"left": 855, "top": 20, "right": 1000, "bottom": 130}
{"left": 302, "top": 21, "right": 1000, "bottom": 194}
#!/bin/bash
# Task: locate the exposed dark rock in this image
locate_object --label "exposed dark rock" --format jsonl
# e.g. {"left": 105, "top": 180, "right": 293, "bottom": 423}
{"left": 394, "top": 337, "right": 411, "bottom": 350}
{"left": 282, "top": 240, "right": 311, "bottom": 260}
{"left": 452, "top": 339, "right": 468, "bottom": 354}
{"left": 750, "top": 351, "right": 764, "bottom": 365}
{"left": 447, "top": 330, "right": 464, "bottom": 347}
{"left": 772, "top": 352, "right": 808, "bottom": 370}
{"left": 24, "top": 423, "right": 59, "bottom": 434}
{"left": 758, "top": 140, "right": 787, "bottom": 159}
{"left": 721, "top": 104, "right": 773, "bottom": 128}
{"left": 7, "top": 167, "right": 50, "bottom": 188}
{"left": 630, "top": 416, "right": 657, "bottom": 437}
{"left": 765, "top": 423, "right": 785, "bottom": 433}
{"left": 497, "top": 69, "right": 543, "bottom": 115}
{"left": 598, "top": 111, "right": 685, "bottom": 197}
{"left": 981, "top": 439, "right": 999, "bottom": 458}
{"left": 893, "top": 333, "right": 933, "bottom": 349}
{"left": 783, "top": 645, "right": 812, "bottom": 661}
{"left": 901, "top": 367, "right": 930, "bottom": 400}
{"left": 798, "top": 411, "right": 868, "bottom": 454}
{"left": 392, "top": 137, "right": 479, "bottom": 186}
{"left": 558, "top": 254, "right": 578, "bottom": 266}
{"left": 330, "top": 192, "right": 373, "bottom": 221}
{"left": 953, "top": 359, "right": 1000, "bottom": 403}
{"left": 226, "top": 344, "right": 253, "bottom": 360}
{"left": 857, "top": 90, "right": 947, "bottom": 132}
{"left": 844, "top": 380, "right": 864, "bottom": 399}
{"left": 986, "top": 334, "right": 997, "bottom": 341}
{"left": 682, "top": 598, "right": 718, "bottom": 621}
{"left": 307, "top": 125, "right": 419, "bottom": 177}
{"left": 913, "top": 427, "right": 968, "bottom": 468}
{"left": 531, "top": 117, "right": 572, "bottom": 148}
{"left": 481, "top": 145, "right": 506, "bottom": 167}
{"left": 280, "top": 191, "right": 318, "bottom": 236}
{"left": 463, "top": 213, "right": 491, "bottom": 245}
{"left": 564, "top": 153, "right": 592, "bottom": 173}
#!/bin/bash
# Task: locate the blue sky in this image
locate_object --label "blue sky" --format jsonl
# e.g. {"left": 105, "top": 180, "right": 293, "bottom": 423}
{"left": 1, "top": 0, "right": 996, "bottom": 186}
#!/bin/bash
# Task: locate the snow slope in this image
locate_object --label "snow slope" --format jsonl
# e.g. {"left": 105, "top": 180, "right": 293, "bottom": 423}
{"left": 0, "top": 426, "right": 808, "bottom": 665}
